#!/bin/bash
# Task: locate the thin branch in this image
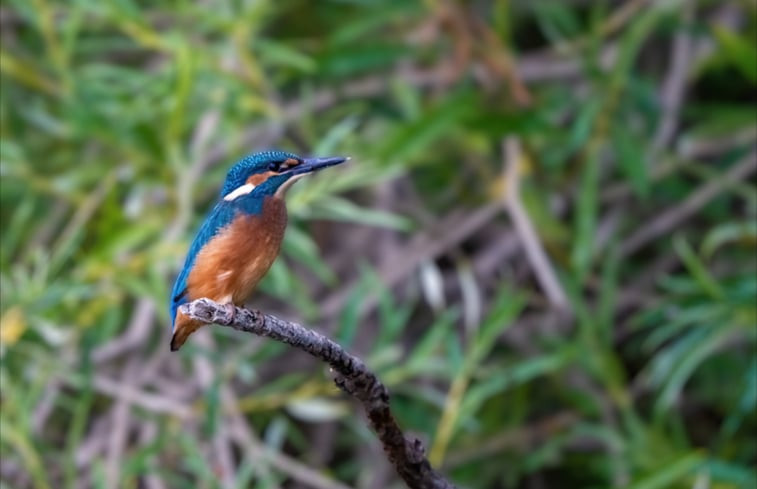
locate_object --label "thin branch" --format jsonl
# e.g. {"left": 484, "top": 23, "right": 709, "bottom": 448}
{"left": 444, "top": 411, "right": 578, "bottom": 468}
{"left": 105, "top": 358, "right": 140, "bottom": 488}
{"left": 502, "top": 137, "right": 570, "bottom": 311}
{"left": 319, "top": 203, "right": 501, "bottom": 320}
{"left": 620, "top": 151, "right": 757, "bottom": 256}
{"left": 179, "top": 298, "right": 456, "bottom": 489}
{"left": 224, "top": 401, "right": 354, "bottom": 489}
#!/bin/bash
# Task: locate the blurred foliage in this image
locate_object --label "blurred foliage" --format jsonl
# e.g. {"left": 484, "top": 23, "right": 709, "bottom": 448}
{"left": 1, "top": 0, "right": 756, "bottom": 488}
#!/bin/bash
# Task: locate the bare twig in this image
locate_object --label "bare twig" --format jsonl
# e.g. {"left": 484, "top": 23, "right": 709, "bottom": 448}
{"left": 86, "top": 373, "right": 194, "bottom": 419}
{"left": 502, "top": 138, "right": 569, "bottom": 310}
{"left": 92, "top": 299, "right": 155, "bottom": 364}
{"left": 179, "top": 298, "right": 456, "bottom": 489}
{"left": 224, "top": 396, "right": 353, "bottom": 489}
{"left": 444, "top": 411, "right": 578, "bottom": 468}
{"left": 105, "top": 358, "right": 140, "bottom": 488}
{"left": 320, "top": 203, "right": 501, "bottom": 320}
{"left": 190, "top": 332, "right": 235, "bottom": 489}
{"left": 679, "top": 127, "right": 757, "bottom": 159}
{"left": 620, "top": 151, "right": 757, "bottom": 256}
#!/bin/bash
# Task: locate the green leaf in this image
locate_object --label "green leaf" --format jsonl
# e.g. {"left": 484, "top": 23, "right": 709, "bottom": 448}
{"left": 376, "top": 285, "right": 414, "bottom": 347}
{"left": 702, "top": 220, "right": 757, "bottom": 257}
{"left": 712, "top": 26, "right": 757, "bottom": 83}
{"left": 406, "top": 310, "right": 458, "bottom": 373}
{"left": 312, "top": 116, "right": 359, "bottom": 155}
{"left": 532, "top": 2, "right": 583, "bottom": 43}
{"left": 673, "top": 235, "right": 723, "bottom": 299}
{"left": 460, "top": 349, "right": 574, "bottom": 417}
{"left": 318, "top": 43, "right": 407, "bottom": 77}
{"left": 571, "top": 151, "right": 600, "bottom": 281}
{"left": 309, "top": 196, "right": 413, "bottom": 230}
{"left": 612, "top": 125, "right": 648, "bottom": 198}
{"left": 257, "top": 40, "right": 317, "bottom": 73}
{"left": 654, "top": 327, "right": 733, "bottom": 416}
{"left": 336, "top": 268, "right": 375, "bottom": 348}
{"left": 628, "top": 452, "right": 703, "bottom": 489}
{"left": 283, "top": 226, "right": 337, "bottom": 284}
{"left": 378, "top": 90, "right": 476, "bottom": 165}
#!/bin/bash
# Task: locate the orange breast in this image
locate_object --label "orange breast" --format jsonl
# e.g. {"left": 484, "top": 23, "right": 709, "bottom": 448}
{"left": 185, "top": 196, "right": 287, "bottom": 306}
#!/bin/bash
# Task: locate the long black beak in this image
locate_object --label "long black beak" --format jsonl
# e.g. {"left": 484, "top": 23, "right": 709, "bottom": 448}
{"left": 290, "top": 156, "right": 349, "bottom": 175}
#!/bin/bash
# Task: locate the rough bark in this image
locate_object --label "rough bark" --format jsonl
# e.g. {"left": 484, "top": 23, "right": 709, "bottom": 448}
{"left": 179, "top": 298, "right": 456, "bottom": 489}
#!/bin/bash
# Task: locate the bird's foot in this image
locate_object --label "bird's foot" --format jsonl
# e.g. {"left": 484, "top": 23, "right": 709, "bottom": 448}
{"left": 222, "top": 303, "right": 237, "bottom": 324}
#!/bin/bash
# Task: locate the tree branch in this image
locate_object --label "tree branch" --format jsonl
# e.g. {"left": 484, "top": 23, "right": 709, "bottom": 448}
{"left": 179, "top": 298, "right": 456, "bottom": 489}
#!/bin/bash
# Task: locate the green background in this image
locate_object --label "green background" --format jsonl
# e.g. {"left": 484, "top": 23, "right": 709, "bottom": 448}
{"left": 1, "top": 1, "right": 755, "bottom": 488}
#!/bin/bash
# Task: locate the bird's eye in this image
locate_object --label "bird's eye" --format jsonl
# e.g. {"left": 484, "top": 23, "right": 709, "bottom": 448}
{"left": 268, "top": 161, "right": 281, "bottom": 172}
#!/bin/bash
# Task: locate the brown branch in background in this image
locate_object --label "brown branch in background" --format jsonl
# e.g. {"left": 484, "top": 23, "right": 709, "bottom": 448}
{"left": 502, "top": 138, "right": 570, "bottom": 311}
{"left": 179, "top": 298, "right": 457, "bottom": 489}
{"left": 620, "top": 151, "right": 757, "bottom": 257}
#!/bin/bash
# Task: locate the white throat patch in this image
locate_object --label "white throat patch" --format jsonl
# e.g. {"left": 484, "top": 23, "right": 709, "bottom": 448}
{"left": 223, "top": 183, "right": 256, "bottom": 201}
{"left": 275, "top": 173, "right": 306, "bottom": 197}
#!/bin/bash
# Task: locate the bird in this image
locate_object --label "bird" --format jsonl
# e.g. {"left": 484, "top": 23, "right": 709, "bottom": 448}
{"left": 169, "top": 150, "right": 348, "bottom": 351}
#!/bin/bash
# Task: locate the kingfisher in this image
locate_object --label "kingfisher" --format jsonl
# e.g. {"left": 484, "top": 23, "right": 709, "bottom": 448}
{"left": 169, "top": 150, "right": 348, "bottom": 351}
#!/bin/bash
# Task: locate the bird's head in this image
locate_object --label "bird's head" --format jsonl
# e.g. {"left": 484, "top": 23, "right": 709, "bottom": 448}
{"left": 220, "top": 150, "right": 348, "bottom": 202}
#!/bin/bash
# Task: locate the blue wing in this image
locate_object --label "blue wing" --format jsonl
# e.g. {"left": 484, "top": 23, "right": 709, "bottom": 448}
{"left": 169, "top": 201, "right": 238, "bottom": 328}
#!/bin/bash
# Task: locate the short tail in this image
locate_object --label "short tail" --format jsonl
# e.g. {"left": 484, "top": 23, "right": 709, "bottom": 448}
{"left": 169, "top": 331, "right": 186, "bottom": 351}
{"left": 170, "top": 314, "right": 204, "bottom": 351}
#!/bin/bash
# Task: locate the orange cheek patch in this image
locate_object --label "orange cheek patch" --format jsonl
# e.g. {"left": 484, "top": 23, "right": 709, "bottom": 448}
{"left": 246, "top": 171, "right": 276, "bottom": 186}
{"left": 282, "top": 158, "right": 300, "bottom": 170}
